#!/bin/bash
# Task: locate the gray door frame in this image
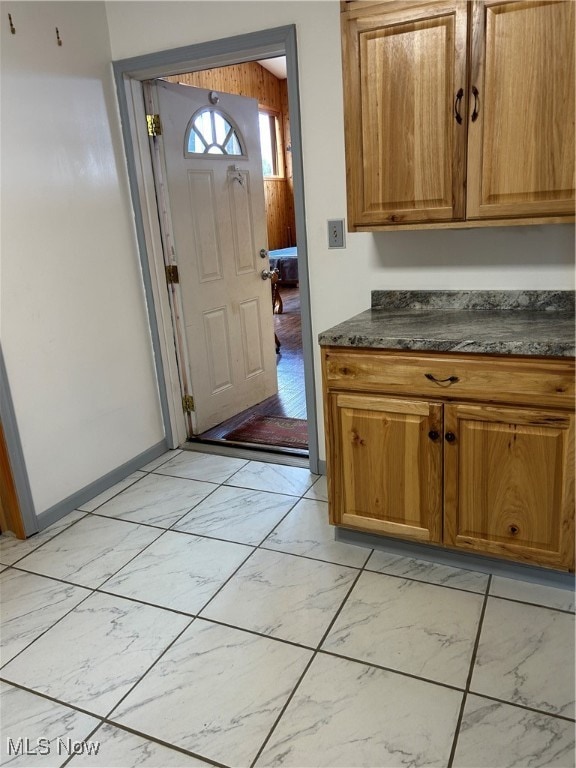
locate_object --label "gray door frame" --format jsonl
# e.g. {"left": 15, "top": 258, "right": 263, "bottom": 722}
{"left": 112, "top": 25, "right": 319, "bottom": 473}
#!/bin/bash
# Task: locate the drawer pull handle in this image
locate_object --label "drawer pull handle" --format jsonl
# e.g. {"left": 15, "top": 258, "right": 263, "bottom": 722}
{"left": 425, "top": 373, "right": 460, "bottom": 385}
{"left": 428, "top": 430, "right": 440, "bottom": 441}
{"left": 445, "top": 432, "right": 456, "bottom": 443}
{"left": 508, "top": 524, "right": 519, "bottom": 536}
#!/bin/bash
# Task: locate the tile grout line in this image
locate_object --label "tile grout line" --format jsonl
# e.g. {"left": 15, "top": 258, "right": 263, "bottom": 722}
{"left": 252, "top": 497, "right": 306, "bottom": 548}
{"left": 248, "top": 547, "right": 370, "bottom": 768}
{"left": 89, "top": 478, "right": 223, "bottom": 529}
{"left": 98, "top": 541, "right": 274, "bottom": 745}
{"left": 5, "top": 524, "right": 573, "bottom": 681}
{"left": 18, "top": 539, "right": 573, "bottom": 613}
{"left": 2, "top": 509, "right": 199, "bottom": 673}
{"left": 480, "top": 590, "right": 576, "bottom": 616}
{"left": 6, "top": 541, "right": 575, "bottom": 612}
{"left": 77, "top": 470, "right": 151, "bottom": 513}
{"left": 462, "top": 689, "right": 576, "bottom": 724}
{"left": 63, "top": 720, "right": 230, "bottom": 768}
{"left": 0, "top": 585, "right": 99, "bottom": 673}
{"left": 3, "top": 534, "right": 575, "bottom": 764}
{"left": 0, "top": 458, "right": 180, "bottom": 567}
{"left": 100, "top": 614, "right": 197, "bottom": 723}
{"left": 99, "top": 516, "right": 264, "bottom": 726}
{"left": 2, "top": 482, "right": 343, "bottom": 677}
{"left": 1, "top": 678, "right": 230, "bottom": 768}
{"left": 0, "top": 513, "right": 90, "bottom": 569}
{"left": 316, "top": 648, "right": 467, "bottom": 695}
{"left": 5, "top": 562, "right": 574, "bottom": 727}
{"left": 5, "top": 523, "right": 574, "bottom": 694}
{"left": 447, "top": 573, "right": 493, "bottom": 768}
{"left": 91, "top": 476, "right": 265, "bottom": 724}
{"left": 59, "top": 719, "right": 107, "bottom": 768}
{"left": 350, "top": 565, "right": 491, "bottom": 597}
{"left": 0, "top": 678, "right": 107, "bottom": 718}
{"left": 14, "top": 462, "right": 573, "bottom": 611}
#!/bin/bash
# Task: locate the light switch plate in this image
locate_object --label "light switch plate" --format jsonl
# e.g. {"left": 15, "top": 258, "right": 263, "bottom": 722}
{"left": 327, "top": 219, "right": 345, "bottom": 249}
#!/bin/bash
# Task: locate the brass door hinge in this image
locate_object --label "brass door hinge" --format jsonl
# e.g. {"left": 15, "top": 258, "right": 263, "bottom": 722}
{"left": 165, "top": 265, "right": 179, "bottom": 284}
{"left": 146, "top": 113, "right": 162, "bottom": 137}
{"left": 182, "top": 395, "right": 195, "bottom": 413}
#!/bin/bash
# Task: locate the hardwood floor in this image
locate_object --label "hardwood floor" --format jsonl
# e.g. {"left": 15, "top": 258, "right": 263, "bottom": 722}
{"left": 194, "top": 285, "right": 307, "bottom": 451}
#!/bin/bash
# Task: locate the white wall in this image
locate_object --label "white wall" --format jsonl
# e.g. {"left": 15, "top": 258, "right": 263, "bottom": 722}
{"left": 105, "top": 0, "right": 574, "bottom": 458}
{"left": 1, "top": 1, "right": 164, "bottom": 513}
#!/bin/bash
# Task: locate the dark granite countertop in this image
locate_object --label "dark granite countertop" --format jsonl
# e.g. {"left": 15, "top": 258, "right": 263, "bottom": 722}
{"left": 318, "top": 291, "right": 575, "bottom": 357}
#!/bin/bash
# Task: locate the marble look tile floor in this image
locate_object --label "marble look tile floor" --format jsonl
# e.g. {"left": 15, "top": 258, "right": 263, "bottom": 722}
{"left": 1, "top": 449, "right": 574, "bottom": 768}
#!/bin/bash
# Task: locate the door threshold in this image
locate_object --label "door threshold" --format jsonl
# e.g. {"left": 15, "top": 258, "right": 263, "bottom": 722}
{"left": 182, "top": 437, "right": 310, "bottom": 468}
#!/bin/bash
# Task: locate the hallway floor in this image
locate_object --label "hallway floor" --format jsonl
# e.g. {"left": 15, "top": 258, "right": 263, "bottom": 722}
{"left": 1, "top": 449, "right": 574, "bottom": 768}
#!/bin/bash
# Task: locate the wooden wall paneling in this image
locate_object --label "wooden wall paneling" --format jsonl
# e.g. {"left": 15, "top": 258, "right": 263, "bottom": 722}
{"left": 280, "top": 79, "right": 296, "bottom": 245}
{"left": 265, "top": 179, "right": 291, "bottom": 250}
{"left": 167, "top": 62, "right": 283, "bottom": 111}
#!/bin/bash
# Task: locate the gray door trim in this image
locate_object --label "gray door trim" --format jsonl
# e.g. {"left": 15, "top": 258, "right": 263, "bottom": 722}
{"left": 0, "top": 344, "right": 38, "bottom": 536}
{"left": 112, "top": 25, "right": 319, "bottom": 473}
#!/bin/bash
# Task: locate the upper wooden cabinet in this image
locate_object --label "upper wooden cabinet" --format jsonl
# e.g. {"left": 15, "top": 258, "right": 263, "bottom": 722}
{"left": 341, "top": 0, "right": 575, "bottom": 230}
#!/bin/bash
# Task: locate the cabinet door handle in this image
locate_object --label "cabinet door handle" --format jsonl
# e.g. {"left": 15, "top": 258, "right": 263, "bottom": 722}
{"left": 424, "top": 373, "right": 460, "bottom": 385}
{"left": 471, "top": 86, "right": 480, "bottom": 122}
{"left": 445, "top": 432, "right": 456, "bottom": 443}
{"left": 428, "top": 430, "right": 440, "bottom": 441}
{"left": 454, "top": 88, "right": 464, "bottom": 124}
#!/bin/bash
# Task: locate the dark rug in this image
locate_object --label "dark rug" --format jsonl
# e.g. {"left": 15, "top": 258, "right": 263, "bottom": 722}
{"left": 223, "top": 415, "right": 308, "bottom": 449}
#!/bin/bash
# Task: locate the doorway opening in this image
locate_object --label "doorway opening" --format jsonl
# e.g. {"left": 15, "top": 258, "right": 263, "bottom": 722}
{"left": 161, "top": 60, "right": 306, "bottom": 456}
{"left": 112, "top": 25, "right": 319, "bottom": 473}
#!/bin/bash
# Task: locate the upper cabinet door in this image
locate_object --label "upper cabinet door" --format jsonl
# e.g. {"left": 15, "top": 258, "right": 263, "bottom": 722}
{"left": 342, "top": 1, "right": 469, "bottom": 227}
{"left": 467, "top": 0, "right": 575, "bottom": 219}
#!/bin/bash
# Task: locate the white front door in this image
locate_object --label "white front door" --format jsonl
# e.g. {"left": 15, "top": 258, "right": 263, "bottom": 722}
{"left": 152, "top": 80, "right": 278, "bottom": 434}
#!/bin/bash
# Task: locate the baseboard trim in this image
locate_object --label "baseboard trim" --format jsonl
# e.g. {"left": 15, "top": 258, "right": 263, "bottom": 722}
{"left": 336, "top": 528, "right": 575, "bottom": 589}
{"left": 36, "top": 441, "right": 168, "bottom": 531}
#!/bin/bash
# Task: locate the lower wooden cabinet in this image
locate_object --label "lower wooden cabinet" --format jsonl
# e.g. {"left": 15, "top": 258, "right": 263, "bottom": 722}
{"left": 329, "top": 393, "right": 443, "bottom": 542}
{"left": 444, "top": 403, "right": 575, "bottom": 569}
{"left": 322, "top": 348, "right": 575, "bottom": 571}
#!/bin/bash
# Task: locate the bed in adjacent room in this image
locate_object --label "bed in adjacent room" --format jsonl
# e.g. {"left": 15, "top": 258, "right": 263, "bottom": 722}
{"left": 268, "top": 246, "right": 298, "bottom": 284}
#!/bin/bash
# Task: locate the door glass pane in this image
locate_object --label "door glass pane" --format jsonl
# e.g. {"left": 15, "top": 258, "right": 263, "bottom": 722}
{"left": 188, "top": 129, "right": 206, "bottom": 153}
{"left": 186, "top": 108, "right": 245, "bottom": 157}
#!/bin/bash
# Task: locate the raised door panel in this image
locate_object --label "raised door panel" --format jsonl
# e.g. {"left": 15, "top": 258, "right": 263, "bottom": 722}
{"left": 343, "top": 1, "right": 468, "bottom": 227}
{"left": 228, "top": 168, "right": 257, "bottom": 275}
{"left": 329, "top": 393, "right": 443, "bottom": 542}
{"left": 467, "top": 0, "right": 575, "bottom": 219}
{"left": 444, "top": 403, "right": 575, "bottom": 570}
{"left": 187, "top": 170, "right": 224, "bottom": 282}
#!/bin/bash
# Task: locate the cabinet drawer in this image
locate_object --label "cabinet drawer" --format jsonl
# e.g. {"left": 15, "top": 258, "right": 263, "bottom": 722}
{"left": 322, "top": 349, "right": 575, "bottom": 409}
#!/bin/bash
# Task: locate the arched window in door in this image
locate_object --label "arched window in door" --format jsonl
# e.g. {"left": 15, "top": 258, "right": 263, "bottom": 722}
{"left": 184, "top": 107, "right": 246, "bottom": 157}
